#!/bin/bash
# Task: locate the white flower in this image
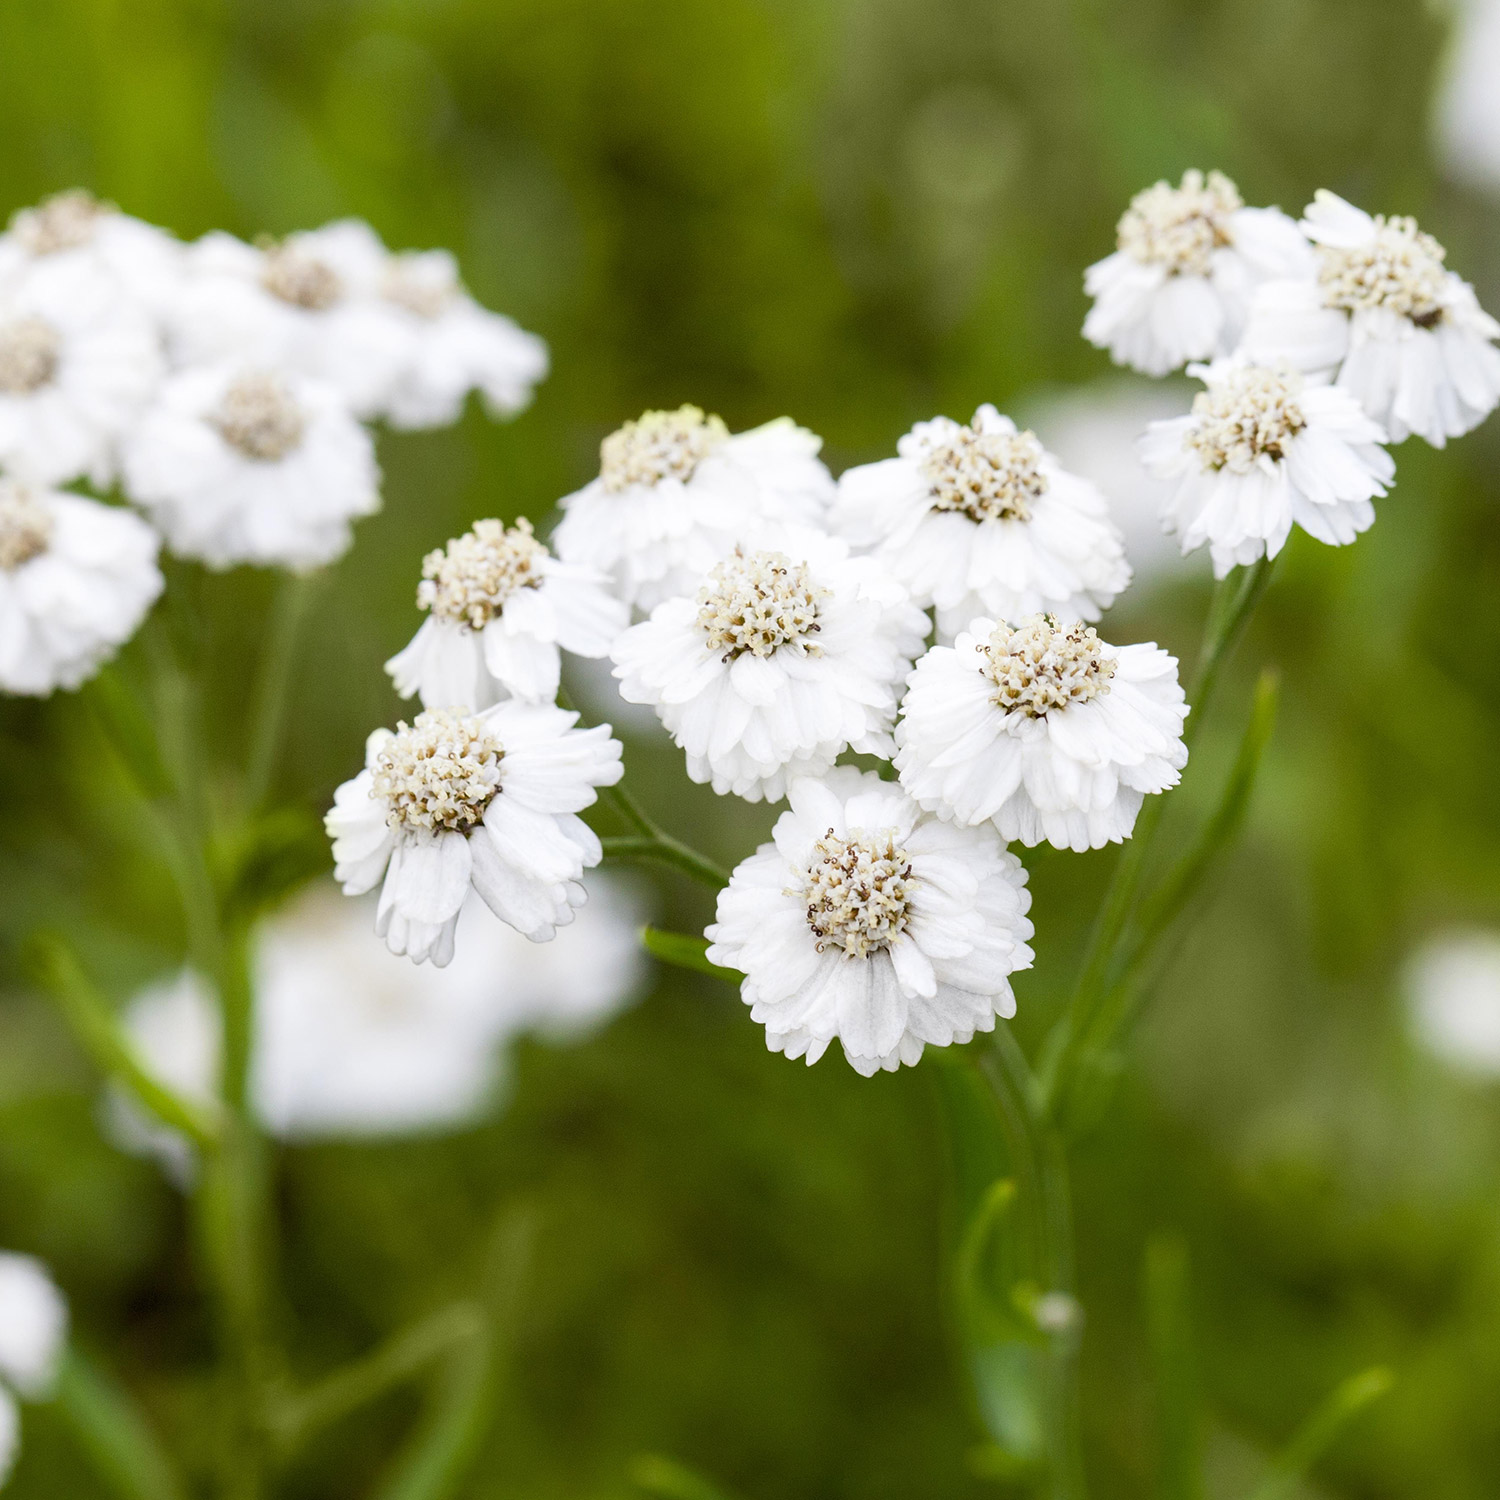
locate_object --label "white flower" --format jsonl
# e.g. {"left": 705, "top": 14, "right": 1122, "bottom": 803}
{"left": 0, "top": 1389, "right": 14, "bottom": 1490}
{"left": 0, "top": 1253, "right": 67, "bottom": 1397}
{"left": 1435, "top": 0, "right": 1500, "bottom": 192}
{"left": 895, "top": 615, "right": 1188, "bottom": 852}
{"left": 326, "top": 701, "right": 623, "bottom": 965}
{"left": 1241, "top": 191, "right": 1500, "bottom": 447}
{"left": 705, "top": 768, "right": 1033, "bottom": 1076}
{"left": 1083, "top": 169, "right": 1313, "bottom": 377}
{"left": 0, "top": 254, "right": 162, "bottom": 487}
{"left": 551, "top": 405, "right": 834, "bottom": 612}
{"left": 1406, "top": 929, "right": 1500, "bottom": 1078}
{"left": 830, "top": 404, "right": 1130, "bottom": 640}
{"left": 386, "top": 517, "right": 626, "bottom": 709}
{"left": 0, "top": 190, "right": 185, "bottom": 326}
{"left": 121, "top": 363, "right": 380, "bottom": 569}
{"left": 1138, "top": 358, "right": 1393, "bottom": 577}
{"left": 111, "top": 875, "right": 647, "bottom": 1154}
{"left": 611, "top": 530, "right": 927, "bottom": 803}
{"left": 0, "top": 481, "right": 162, "bottom": 696}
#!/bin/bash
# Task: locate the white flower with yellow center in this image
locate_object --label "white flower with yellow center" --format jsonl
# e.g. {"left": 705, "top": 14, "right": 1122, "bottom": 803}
{"left": 386, "top": 517, "right": 627, "bottom": 708}
{"left": 1138, "top": 357, "right": 1394, "bottom": 576}
{"left": 121, "top": 363, "right": 380, "bottom": 569}
{"left": 0, "top": 480, "right": 162, "bottom": 696}
{"left": 611, "top": 530, "right": 927, "bottom": 803}
{"left": 1083, "top": 169, "right": 1313, "bottom": 377}
{"left": 552, "top": 405, "right": 834, "bottom": 612}
{"left": 896, "top": 615, "right": 1188, "bottom": 852}
{"left": 830, "top": 404, "right": 1130, "bottom": 640}
{"left": 0, "top": 254, "right": 162, "bottom": 486}
{"left": 1242, "top": 191, "right": 1500, "bottom": 446}
{"left": 325, "top": 701, "right": 623, "bottom": 966}
{"left": 705, "top": 768, "right": 1033, "bottom": 1076}
{"left": 0, "top": 1251, "right": 67, "bottom": 1487}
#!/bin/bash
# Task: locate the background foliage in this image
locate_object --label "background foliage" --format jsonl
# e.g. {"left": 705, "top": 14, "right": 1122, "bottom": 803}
{"left": 1, "top": 0, "right": 1499, "bottom": 1496}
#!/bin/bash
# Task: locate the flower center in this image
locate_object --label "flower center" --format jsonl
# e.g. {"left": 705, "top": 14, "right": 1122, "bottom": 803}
{"left": 210, "top": 374, "right": 307, "bottom": 462}
{"left": 0, "top": 482, "right": 52, "bottom": 569}
{"left": 12, "top": 190, "right": 106, "bottom": 255}
{"left": 418, "top": 518, "right": 547, "bottom": 629}
{"left": 1184, "top": 365, "right": 1305, "bottom": 472}
{"left": 0, "top": 317, "right": 61, "bottom": 394}
{"left": 371, "top": 709, "right": 505, "bottom": 834}
{"left": 1116, "top": 168, "right": 1242, "bottom": 277}
{"left": 801, "top": 828, "right": 914, "bottom": 959}
{"left": 921, "top": 422, "right": 1047, "bottom": 524}
{"left": 980, "top": 615, "right": 1116, "bottom": 717}
{"left": 382, "top": 256, "right": 456, "bottom": 319}
{"left": 260, "top": 242, "right": 344, "bottom": 311}
{"left": 1317, "top": 215, "right": 1448, "bottom": 325}
{"left": 600, "top": 405, "right": 729, "bottom": 493}
{"left": 696, "top": 548, "right": 828, "bottom": 662}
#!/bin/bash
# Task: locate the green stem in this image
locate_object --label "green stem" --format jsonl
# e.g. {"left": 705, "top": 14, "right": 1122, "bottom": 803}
{"left": 601, "top": 834, "right": 729, "bottom": 889}
{"left": 243, "top": 573, "right": 319, "bottom": 813}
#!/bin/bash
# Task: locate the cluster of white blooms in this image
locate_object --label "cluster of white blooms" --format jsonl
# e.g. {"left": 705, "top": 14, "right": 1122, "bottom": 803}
{"left": 0, "top": 1252, "right": 68, "bottom": 1487}
{"left": 1081, "top": 171, "right": 1500, "bottom": 575}
{"left": 0, "top": 188, "right": 548, "bottom": 695}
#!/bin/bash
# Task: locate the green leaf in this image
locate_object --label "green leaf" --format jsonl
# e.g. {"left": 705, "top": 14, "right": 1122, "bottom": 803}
{"left": 640, "top": 928, "right": 742, "bottom": 985}
{"left": 630, "top": 1453, "right": 739, "bottom": 1500}
{"left": 1246, "top": 1366, "right": 1394, "bottom": 1500}
{"left": 85, "top": 667, "right": 175, "bottom": 801}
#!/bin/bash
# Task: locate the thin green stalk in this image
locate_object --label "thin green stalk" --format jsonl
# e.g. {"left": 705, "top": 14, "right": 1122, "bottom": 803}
{"left": 1245, "top": 1367, "right": 1392, "bottom": 1500}
{"left": 243, "top": 572, "right": 319, "bottom": 813}
{"left": 1144, "top": 1238, "right": 1202, "bottom": 1500}
{"left": 601, "top": 834, "right": 730, "bottom": 889}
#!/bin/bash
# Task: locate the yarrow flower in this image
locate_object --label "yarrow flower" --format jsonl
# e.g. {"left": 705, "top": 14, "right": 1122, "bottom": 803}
{"left": 552, "top": 405, "right": 834, "bottom": 612}
{"left": 325, "top": 701, "right": 623, "bottom": 965}
{"left": 1138, "top": 357, "right": 1394, "bottom": 576}
{"left": 386, "top": 517, "right": 626, "bottom": 708}
{"left": 121, "top": 363, "right": 380, "bottom": 569}
{"left": 705, "top": 768, "right": 1033, "bottom": 1075}
{"left": 0, "top": 1251, "right": 67, "bottom": 1487}
{"left": 830, "top": 405, "right": 1130, "bottom": 640}
{"left": 1083, "top": 169, "right": 1312, "bottom": 376}
{"left": 611, "top": 530, "right": 927, "bottom": 802}
{"left": 0, "top": 480, "right": 162, "bottom": 695}
{"left": 1242, "top": 190, "right": 1500, "bottom": 446}
{"left": 895, "top": 615, "right": 1188, "bottom": 851}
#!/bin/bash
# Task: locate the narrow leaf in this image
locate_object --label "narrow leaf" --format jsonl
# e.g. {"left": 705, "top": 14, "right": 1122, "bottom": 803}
{"left": 1247, "top": 1366, "right": 1394, "bottom": 1500}
{"left": 1144, "top": 1236, "right": 1202, "bottom": 1500}
{"left": 640, "top": 928, "right": 742, "bottom": 985}
{"left": 630, "top": 1453, "right": 738, "bottom": 1500}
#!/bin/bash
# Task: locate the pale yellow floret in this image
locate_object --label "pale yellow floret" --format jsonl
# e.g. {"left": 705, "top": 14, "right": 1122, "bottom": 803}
{"left": 382, "top": 256, "right": 456, "bottom": 319}
{"left": 696, "top": 548, "right": 827, "bottom": 662}
{"left": 0, "top": 481, "right": 52, "bottom": 570}
{"left": 1184, "top": 366, "right": 1305, "bottom": 473}
{"left": 418, "top": 518, "right": 547, "bottom": 629}
{"left": 210, "top": 373, "right": 307, "bottom": 462}
{"left": 1317, "top": 215, "right": 1448, "bottom": 325}
{"left": 980, "top": 615, "right": 1116, "bottom": 718}
{"left": 1116, "top": 169, "right": 1242, "bottom": 277}
{"left": 600, "top": 405, "right": 728, "bottom": 493}
{"left": 0, "top": 317, "right": 61, "bottom": 394}
{"left": 799, "top": 828, "right": 914, "bottom": 958}
{"left": 371, "top": 709, "right": 504, "bottom": 834}
{"left": 12, "top": 190, "right": 108, "bottom": 255}
{"left": 921, "top": 422, "right": 1047, "bottom": 524}
{"left": 260, "top": 241, "right": 344, "bottom": 311}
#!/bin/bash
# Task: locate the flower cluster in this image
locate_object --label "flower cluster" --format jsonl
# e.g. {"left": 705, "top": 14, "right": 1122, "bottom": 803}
{"left": 0, "top": 188, "right": 548, "bottom": 695}
{"left": 0, "top": 1252, "right": 67, "bottom": 1486}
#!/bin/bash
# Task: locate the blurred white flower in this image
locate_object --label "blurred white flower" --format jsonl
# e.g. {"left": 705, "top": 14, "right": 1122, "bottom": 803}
{"left": 1406, "top": 929, "right": 1500, "bottom": 1076}
{"left": 387, "top": 518, "right": 626, "bottom": 709}
{"left": 1434, "top": 0, "right": 1500, "bottom": 191}
{"left": 896, "top": 615, "right": 1188, "bottom": 852}
{"left": 1242, "top": 190, "right": 1500, "bottom": 447}
{"left": 0, "top": 254, "right": 162, "bottom": 487}
{"left": 0, "top": 190, "right": 185, "bottom": 326}
{"left": 112, "top": 876, "right": 648, "bottom": 1153}
{"left": 0, "top": 1388, "right": 14, "bottom": 1490}
{"left": 551, "top": 406, "right": 834, "bottom": 612}
{"left": 1138, "top": 358, "right": 1393, "bottom": 577}
{"left": 706, "top": 768, "right": 1033, "bottom": 1076}
{"left": 0, "top": 1254, "right": 67, "bottom": 1398}
{"left": 611, "top": 530, "right": 927, "bottom": 803}
{"left": 0, "top": 481, "right": 162, "bottom": 696}
{"left": 1018, "top": 379, "right": 1196, "bottom": 582}
{"left": 121, "top": 363, "right": 380, "bottom": 570}
{"left": 1083, "top": 170, "right": 1312, "bottom": 377}
{"left": 829, "top": 405, "right": 1130, "bottom": 641}
{"left": 326, "top": 702, "right": 623, "bottom": 965}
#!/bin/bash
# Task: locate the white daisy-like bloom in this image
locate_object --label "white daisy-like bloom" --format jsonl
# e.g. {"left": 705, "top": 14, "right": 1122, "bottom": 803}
{"left": 1435, "top": 0, "right": 1500, "bottom": 192}
{"left": 551, "top": 405, "right": 834, "bottom": 612}
{"left": 0, "top": 1254, "right": 66, "bottom": 1398}
{"left": 325, "top": 700, "right": 623, "bottom": 965}
{"left": 1241, "top": 191, "right": 1500, "bottom": 447}
{"left": 110, "top": 876, "right": 647, "bottom": 1158}
{"left": 386, "top": 517, "right": 627, "bottom": 709}
{"left": 1083, "top": 169, "right": 1313, "bottom": 377}
{"left": 705, "top": 768, "right": 1033, "bottom": 1076}
{"left": 1406, "top": 929, "right": 1500, "bottom": 1078}
{"left": 0, "top": 189, "right": 184, "bottom": 325}
{"left": 830, "top": 404, "right": 1130, "bottom": 640}
{"left": 895, "top": 615, "right": 1188, "bottom": 852}
{"left": 168, "top": 228, "right": 412, "bottom": 418}
{"left": 1137, "top": 358, "right": 1394, "bottom": 577}
{"left": 0, "top": 253, "right": 162, "bottom": 487}
{"left": 0, "top": 481, "right": 162, "bottom": 695}
{"left": 611, "top": 529, "right": 928, "bottom": 803}
{"left": 121, "top": 363, "right": 380, "bottom": 569}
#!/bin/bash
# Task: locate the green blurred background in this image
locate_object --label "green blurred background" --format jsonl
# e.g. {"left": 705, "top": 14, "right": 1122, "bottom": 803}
{"left": 3, "top": 0, "right": 1500, "bottom": 1495}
